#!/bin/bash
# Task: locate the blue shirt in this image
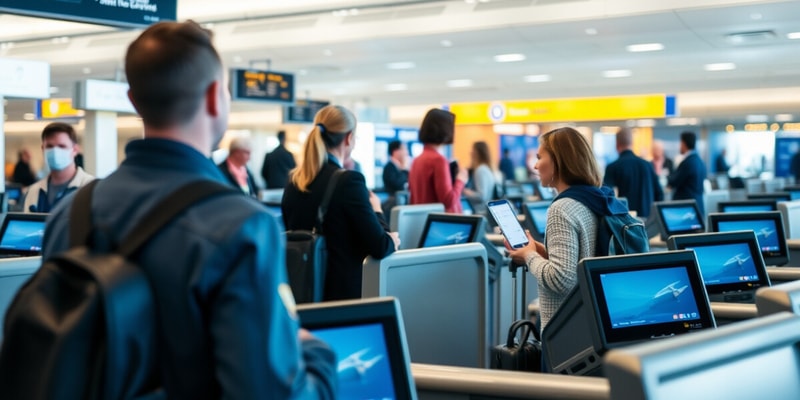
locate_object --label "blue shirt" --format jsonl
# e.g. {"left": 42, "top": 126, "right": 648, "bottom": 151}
{"left": 43, "top": 138, "right": 336, "bottom": 399}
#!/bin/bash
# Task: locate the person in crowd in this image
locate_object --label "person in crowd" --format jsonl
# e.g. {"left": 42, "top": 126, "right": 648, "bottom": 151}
{"left": 499, "top": 148, "right": 515, "bottom": 183}
{"left": 715, "top": 149, "right": 730, "bottom": 175}
{"left": 408, "top": 108, "right": 468, "bottom": 213}
{"left": 261, "top": 130, "right": 296, "bottom": 189}
{"left": 23, "top": 122, "right": 94, "bottom": 213}
{"left": 383, "top": 140, "right": 409, "bottom": 195}
{"left": 506, "top": 127, "right": 625, "bottom": 331}
{"left": 603, "top": 128, "right": 663, "bottom": 218}
{"left": 217, "top": 136, "right": 258, "bottom": 197}
{"left": 651, "top": 140, "right": 674, "bottom": 178}
{"left": 282, "top": 104, "right": 399, "bottom": 301}
{"left": 525, "top": 148, "right": 540, "bottom": 181}
{"left": 42, "top": 21, "right": 336, "bottom": 399}
{"left": 12, "top": 148, "right": 36, "bottom": 187}
{"left": 464, "top": 141, "right": 497, "bottom": 202}
{"left": 668, "top": 131, "right": 707, "bottom": 215}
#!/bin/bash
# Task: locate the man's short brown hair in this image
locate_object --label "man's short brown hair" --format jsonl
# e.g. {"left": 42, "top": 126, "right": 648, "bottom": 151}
{"left": 125, "top": 21, "right": 222, "bottom": 128}
{"left": 41, "top": 122, "right": 77, "bottom": 144}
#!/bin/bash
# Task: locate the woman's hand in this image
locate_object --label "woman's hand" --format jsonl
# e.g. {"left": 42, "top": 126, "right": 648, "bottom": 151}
{"left": 504, "top": 230, "right": 540, "bottom": 265}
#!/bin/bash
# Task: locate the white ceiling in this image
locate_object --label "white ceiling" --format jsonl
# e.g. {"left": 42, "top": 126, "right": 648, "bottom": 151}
{"left": 1, "top": 0, "right": 800, "bottom": 127}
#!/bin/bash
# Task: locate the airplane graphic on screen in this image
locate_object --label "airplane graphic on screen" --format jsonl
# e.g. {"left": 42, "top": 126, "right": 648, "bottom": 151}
{"left": 723, "top": 253, "right": 751, "bottom": 269}
{"left": 681, "top": 212, "right": 696, "bottom": 221}
{"left": 446, "top": 232, "right": 468, "bottom": 243}
{"left": 338, "top": 348, "right": 384, "bottom": 381}
{"left": 757, "top": 227, "right": 775, "bottom": 239}
{"left": 654, "top": 280, "right": 688, "bottom": 300}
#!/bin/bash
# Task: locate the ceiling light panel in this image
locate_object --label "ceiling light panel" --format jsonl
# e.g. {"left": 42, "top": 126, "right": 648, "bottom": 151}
{"left": 704, "top": 63, "right": 736, "bottom": 71}
{"left": 494, "top": 53, "right": 526, "bottom": 62}
{"left": 602, "top": 69, "right": 632, "bottom": 78}
{"left": 626, "top": 43, "right": 664, "bottom": 52}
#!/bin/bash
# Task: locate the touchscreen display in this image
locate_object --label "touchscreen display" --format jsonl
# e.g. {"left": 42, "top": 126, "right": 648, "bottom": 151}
{"left": 0, "top": 220, "right": 45, "bottom": 251}
{"left": 661, "top": 206, "right": 702, "bottom": 233}
{"left": 310, "top": 323, "right": 397, "bottom": 400}
{"left": 488, "top": 200, "right": 528, "bottom": 248}
{"left": 687, "top": 242, "right": 760, "bottom": 286}
{"left": 599, "top": 266, "right": 702, "bottom": 329}
{"left": 421, "top": 221, "right": 473, "bottom": 247}
{"left": 528, "top": 206, "right": 548, "bottom": 236}
{"left": 717, "top": 219, "right": 780, "bottom": 253}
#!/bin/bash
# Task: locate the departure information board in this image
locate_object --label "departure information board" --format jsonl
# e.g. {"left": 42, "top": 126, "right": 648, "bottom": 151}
{"left": 0, "top": 0, "right": 176, "bottom": 28}
{"left": 230, "top": 69, "right": 295, "bottom": 104}
{"left": 284, "top": 99, "right": 329, "bottom": 123}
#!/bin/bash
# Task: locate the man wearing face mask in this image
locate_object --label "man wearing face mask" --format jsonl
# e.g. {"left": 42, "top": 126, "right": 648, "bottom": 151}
{"left": 22, "top": 122, "right": 94, "bottom": 213}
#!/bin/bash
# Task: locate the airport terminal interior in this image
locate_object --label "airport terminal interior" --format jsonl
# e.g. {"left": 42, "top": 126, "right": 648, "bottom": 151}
{"left": 3, "top": 0, "right": 800, "bottom": 399}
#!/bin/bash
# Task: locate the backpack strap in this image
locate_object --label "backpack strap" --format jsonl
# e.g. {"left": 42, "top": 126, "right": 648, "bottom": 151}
{"left": 314, "top": 169, "right": 346, "bottom": 235}
{"left": 69, "top": 179, "right": 238, "bottom": 257}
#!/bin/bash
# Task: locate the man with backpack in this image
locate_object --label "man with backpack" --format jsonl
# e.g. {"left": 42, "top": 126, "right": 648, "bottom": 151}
{"left": 28, "top": 21, "right": 336, "bottom": 399}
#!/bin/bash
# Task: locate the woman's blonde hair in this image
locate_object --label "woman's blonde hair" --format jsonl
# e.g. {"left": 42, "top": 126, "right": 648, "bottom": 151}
{"left": 290, "top": 105, "right": 357, "bottom": 192}
{"left": 471, "top": 141, "right": 492, "bottom": 169}
{"left": 539, "top": 127, "right": 601, "bottom": 187}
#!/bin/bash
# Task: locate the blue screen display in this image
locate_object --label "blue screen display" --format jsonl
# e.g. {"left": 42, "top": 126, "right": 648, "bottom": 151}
{"left": 5, "top": 188, "right": 21, "bottom": 202}
{"left": 529, "top": 207, "right": 548, "bottom": 235}
{"left": 661, "top": 206, "right": 702, "bottom": 233}
{"left": 422, "top": 221, "right": 473, "bottom": 247}
{"left": 722, "top": 204, "right": 773, "bottom": 213}
{"left": 790, "top": 191, "right": 800, "bottom": 201}
{"left": 600, "top": 267, "right": 702, "bottom": 329}
{"left": 311, "top": 323, "right": 396, "bottom": 400}
{"left": 687, "top": 242, "right": 760, "bottom": 285}
{"left": 717, "top": 219, "right": 779, "bottom": 252}
{"left": 460, "top": 198, "right": 473, "bottom": 215}
{"left": 0, "top": 220, "right": 45, "bottom": 251}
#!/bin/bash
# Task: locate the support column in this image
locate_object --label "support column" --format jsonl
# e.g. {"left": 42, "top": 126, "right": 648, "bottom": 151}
{"left": 83, "top": 110, "right": 118, "bottom": 178}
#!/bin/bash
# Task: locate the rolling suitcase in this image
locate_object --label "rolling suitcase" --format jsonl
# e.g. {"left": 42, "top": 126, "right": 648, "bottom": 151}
{"left": 490, "top": 262, "right": 542, "bottom": 372}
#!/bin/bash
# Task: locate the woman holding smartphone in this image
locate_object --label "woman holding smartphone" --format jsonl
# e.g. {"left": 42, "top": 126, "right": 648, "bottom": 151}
{"left": 505, "top": 127, "right": 624, "bottom": 331}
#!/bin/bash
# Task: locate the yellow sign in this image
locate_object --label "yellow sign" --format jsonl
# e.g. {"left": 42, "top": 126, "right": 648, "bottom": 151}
{"left": 448, "top": 94, "right": 675, "bottom": 124}
{"left": 40, "top": 98, "right": 82, "bottom": 119}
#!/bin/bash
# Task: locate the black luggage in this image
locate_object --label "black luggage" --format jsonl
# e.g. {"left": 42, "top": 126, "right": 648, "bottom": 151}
{"left": 284, "top": 170, "right": 344, "bottom": 303}
{"left": 490, "top": 261, "right": 542, "bottom": 372}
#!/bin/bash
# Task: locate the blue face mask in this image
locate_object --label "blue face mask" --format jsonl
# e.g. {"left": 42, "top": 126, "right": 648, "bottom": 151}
{"left": 45, "top": 147, "right": 73, "bottom": 171}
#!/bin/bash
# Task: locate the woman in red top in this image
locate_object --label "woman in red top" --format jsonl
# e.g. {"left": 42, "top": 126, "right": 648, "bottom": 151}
{"left": 408, "top": 108, "right": 468, "bottom": 213}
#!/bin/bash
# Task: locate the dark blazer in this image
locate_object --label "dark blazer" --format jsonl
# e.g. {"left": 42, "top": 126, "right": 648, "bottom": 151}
{"left": 668, "top": 152, "right": 707, "bottom": 215}
{"left": 382, "top": 161, "right": 408, "bottom": 195}
{"left": 603, "top": 150, "right": 663, "bottom": 218}
{"left": 282, "top": 160, "right": 395, "bottom": 300}
{"left": 261, "top": 145, "right": 296, "bottom": 189}
{"left": 217, "top": 160, "right": 258, "bottom": 197}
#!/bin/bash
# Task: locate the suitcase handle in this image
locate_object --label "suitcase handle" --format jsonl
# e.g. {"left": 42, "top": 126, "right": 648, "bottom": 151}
{"left": 506, "top": 319, "right": 540, "bottom": 347}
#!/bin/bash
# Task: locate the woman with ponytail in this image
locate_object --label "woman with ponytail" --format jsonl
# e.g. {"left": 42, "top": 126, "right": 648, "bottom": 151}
{"left": 282, "top": 105, "right": 400, "bottom": 300}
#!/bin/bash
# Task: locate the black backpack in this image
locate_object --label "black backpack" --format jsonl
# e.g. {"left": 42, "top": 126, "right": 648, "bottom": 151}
{"left": 0, "top": 179, "right": 237, "bottom": 400}
{"left": 595, "top": 212, "right": 649, "bottom": 256}
{"left": 284, "top": 169, "right": 344, "bottom": 303}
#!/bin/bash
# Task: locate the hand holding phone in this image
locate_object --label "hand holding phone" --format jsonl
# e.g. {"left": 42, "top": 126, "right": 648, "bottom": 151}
{"left": 487, "top": 199, "right": 529, "bottom": 249}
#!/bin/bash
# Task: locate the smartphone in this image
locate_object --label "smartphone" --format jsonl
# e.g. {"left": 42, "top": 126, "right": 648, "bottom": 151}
{"left": 487, "top": 199, "right": 530, "bottom": 249}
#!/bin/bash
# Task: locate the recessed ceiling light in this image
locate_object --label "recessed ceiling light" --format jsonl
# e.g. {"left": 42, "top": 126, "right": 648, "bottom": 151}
{"left": 49, "top": 86, "right": 59, "bottom": 94}
{"left": 322, "top": 49, "right": 333, "bottom": 56}
{"left": 775, "top": 113, "right": 794, "bottom": 122}
{"left": 23, "top": 113, "right": 35, "bottom": 121}
{"left": 385, "top": 83, "right": 408, "bottom": 91}
{"left": 626, "top": 43, "right": 664, "bottom": 52}
{"left": 494, "top": 53, "right": 526, "bottom": 63}
{"left": 298, "top": 69, "right": 308, "bottom": 76}
{"left": 787, "top": 32, "right": 800, "bottom": 39}
{"left": 233, "top": 55, "right": 243, "bottom": 63}
{"left": 446, "top": 79, "right": 473, "bottom": 88}
{"left": 524, "top": 74, "right": 551, "bottom": 83}
{"left": 440, "top": 39, "right": 453, "bottom": 47}
{"left": 0, "top": 42, "right": 13, "bottom": 50}
{"left": 704, "top": 63, "right": 736, "bottom": 71}
{"left": 82, "top": 67, "right": 92, "bottom": 74}
{"left": 50, "top": 36, "right": 69, "bottom": 44}
{"left": 386, "top": 61, "right": 416, "bottom": 70}
{"left": 602, "top": 69, "right": 632, "bottom": 78}
{"left": 585, "top": 28, "right": 598, "bottom": 35}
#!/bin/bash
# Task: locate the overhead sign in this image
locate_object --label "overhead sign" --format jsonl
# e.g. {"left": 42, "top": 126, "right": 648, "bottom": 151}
{"left": 230, "top": 69, "right": 294, "bottom": 104}
{"left": 447, "top": 94, "right": 678, "bottom": 124}
{"left": 73, "top": 79, "right": 135, "bottom": 114}
{"left": 284, "top": 99, "right": 329, "bottom": 123}
{"left": 0, "top": 58, "right": 50, "bottom": 99}
{"left": 0, "top": 0, "right": 176, "bottom": 28}
{"left": 37, "top": 98, "right": 82, "bottom": 119}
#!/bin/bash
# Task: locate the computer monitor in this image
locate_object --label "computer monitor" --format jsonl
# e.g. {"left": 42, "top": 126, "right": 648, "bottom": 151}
{"left": 756, "top": 280, "right": 800, "bottom": 317}
{"left": 605, "top": 312, "right": 800, "bottom": 400}
{"left": 784, "top": 185, "right": 800, "bottom": 201}
{"left": 390, "top": 203, "right": 445, "bottom": 250}
{"left": 717, "top": 200, "right": 777, "bottom": 213}
{"left": 460, "top": 197, "right": 474, "bottom": 215}
{"left": 417, "top": 213, "right": 484, "bottom": 248}
{"left": 519, "top": 181, "right": 535, "bottom": 197}
{"left": 542, "top": 250, "right": 715, "bottom": 376}
{"left": 374, "top": 190, "right": 391, "bottom": 204}
{"left": 654, "top": 200, "right": 704, "bottom": 241}
{"left": 522, "top": 201, "right": 550, "bottom": 242}
{"left": 707, "top": 211, "right": 789, "bottom": 266}
{"left": 0, "top": 257, "right": 41, "bottom": 341}
{"left": 0, "top": 213, "right": 47, "bottom": 257}
{"left": 747, "top": 192, "right": 791, "bottom": 203}
{"left": 297, "top": 297, "right": 417, "bottom": 400}
{"left": 504, "top": 184, "right": 523, "bottom": 198}
{"left": 667, "top": 231, "right": 771, "bottom": 303}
